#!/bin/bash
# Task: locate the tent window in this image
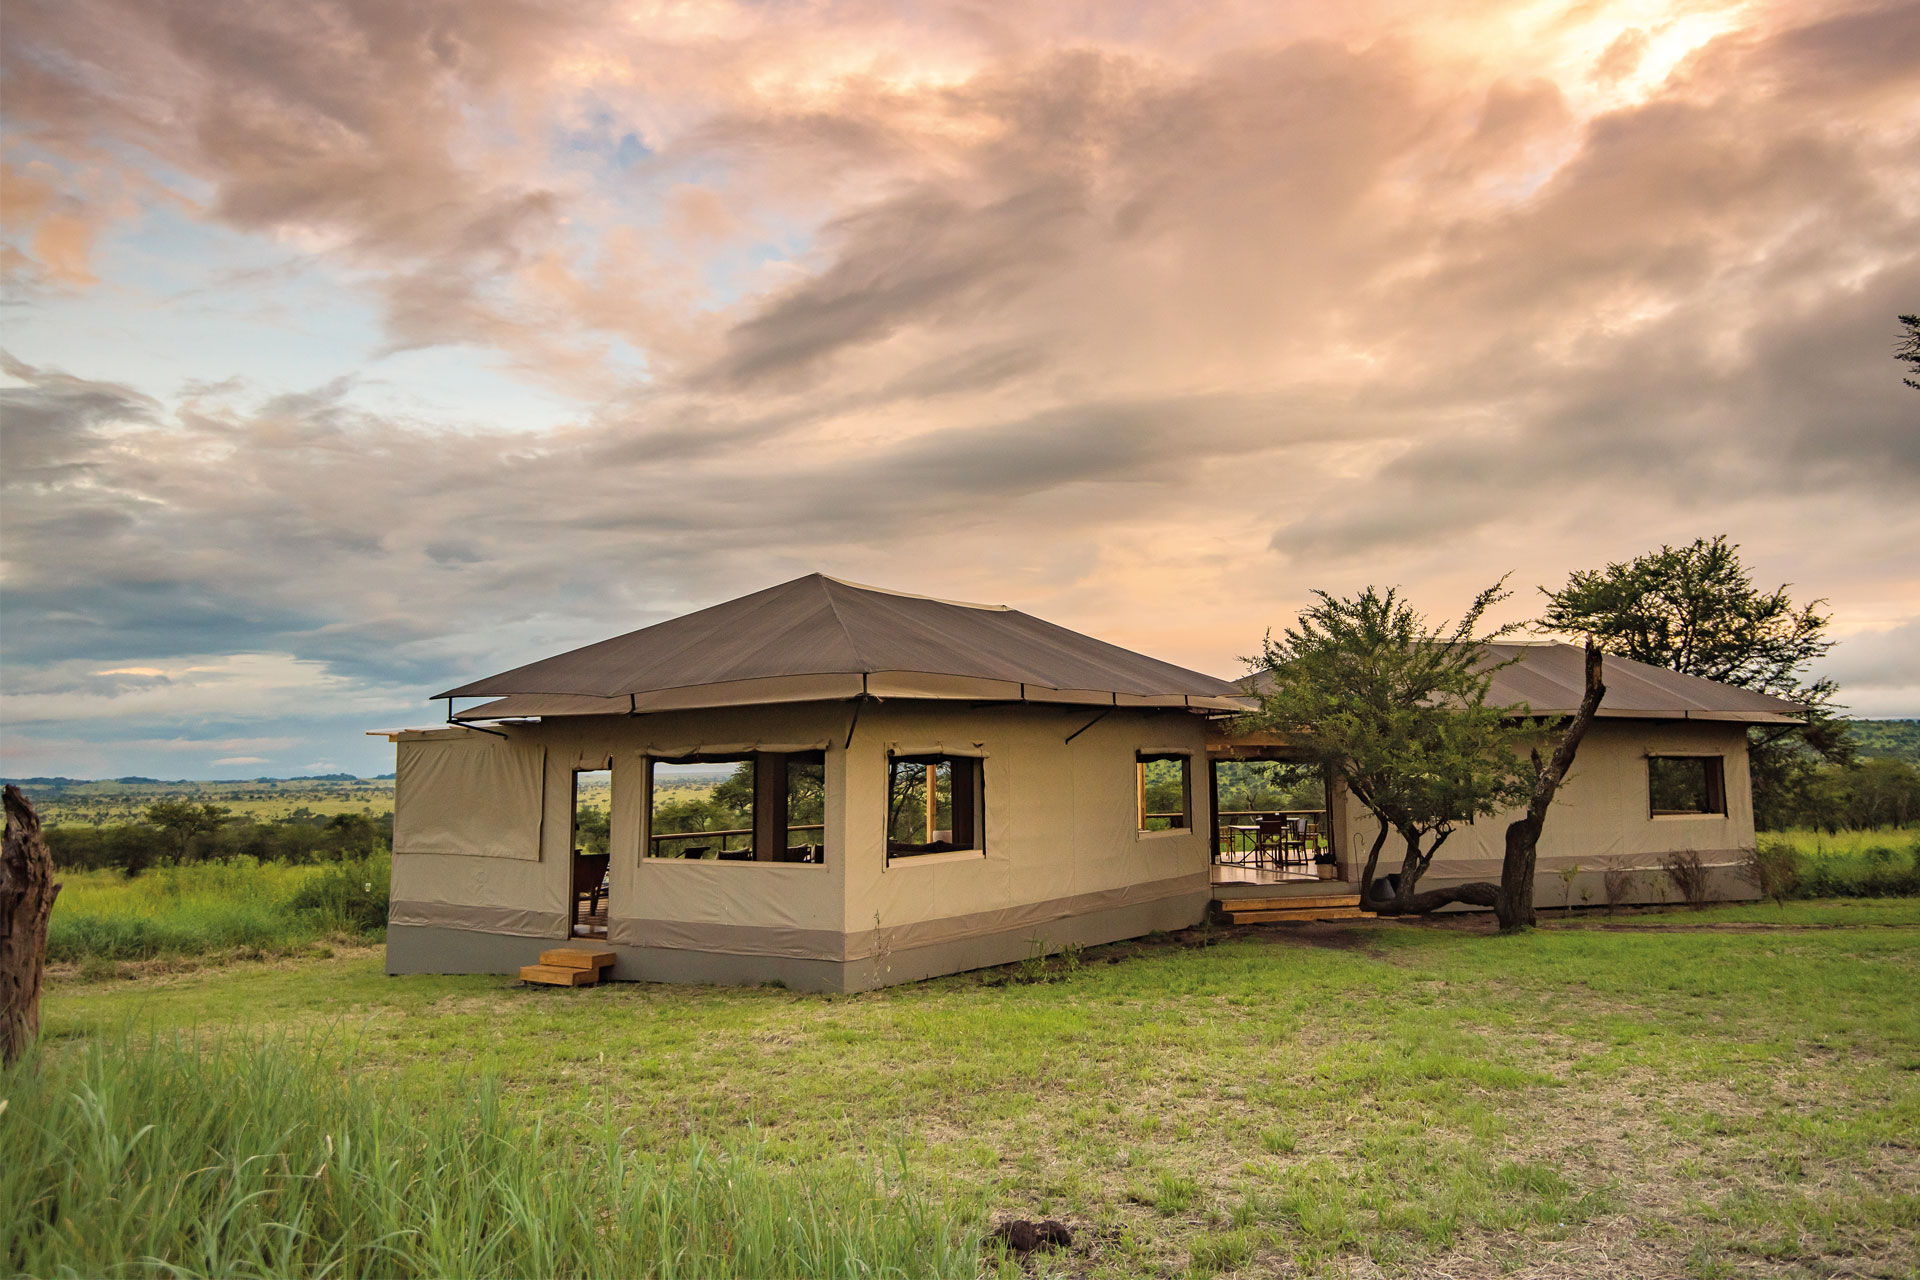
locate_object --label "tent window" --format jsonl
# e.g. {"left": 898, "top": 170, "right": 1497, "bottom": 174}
{"left": 1137, "top": 752, "right": 1192, "bottom": 832}
{"left": 1648, "top": 755, "right": 1726, "bottom": 817}
{"left": 645, "top": 752, "right": 829, "bottom": 864}
{"left": 886, "top": 754, "right": 983, "bottom": 860}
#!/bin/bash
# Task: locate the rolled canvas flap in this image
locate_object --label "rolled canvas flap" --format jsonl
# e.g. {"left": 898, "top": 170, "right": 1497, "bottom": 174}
{"left": 393, "top": 736, "right": 546, "bottom": 860}
{"left": 644, "top": 741, "right": 830, "bottom": 758}
{"left": 1136, "top": 746, "right": 1195, "bottom": 758}
{"left": 885, "top": 743, "right": 990, "bottom": 759}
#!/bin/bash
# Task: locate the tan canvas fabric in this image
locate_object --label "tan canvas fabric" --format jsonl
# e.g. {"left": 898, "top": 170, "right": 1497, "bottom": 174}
{"left": 392, "top": 733, "right": 546, "bottom": 860}
{"left": 1340, "top": 719, "right": 1758, "bottom": 883}
{"left": 607, "top": 871, "right": 1207, "bottom": 960}
{"left": 440, "top": 573, "right": 1245, "bottom": 708}
{"left": 390, "top": 697, "right": 1214, "bottom": 962}
{"left": 847, "top": 702, "right": 1212, "bottom": 934}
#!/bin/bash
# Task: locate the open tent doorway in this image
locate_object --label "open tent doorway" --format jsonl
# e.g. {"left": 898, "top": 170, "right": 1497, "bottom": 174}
{"left": 1209, "top": 757, "right": 1335, "bottom": 883}
{"left": 571, "top": 769, "right": 611, "bottom": 938}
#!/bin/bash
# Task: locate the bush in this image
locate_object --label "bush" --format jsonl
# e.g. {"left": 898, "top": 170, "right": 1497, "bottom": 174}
{"left": 1740, "top": 841, "right": 1799, "bottom": 905}
{"left": 282, "top": 853, "right": 391, "bottom": 934}
{"left": 1660, "top": 850, "right": 1712, "bottom": 909}
{"left": 1, "top": 1034, "right": 981, "bottom": 1279}
{"left": 1601, "top": 859, "right": 1635, "bottom": 914}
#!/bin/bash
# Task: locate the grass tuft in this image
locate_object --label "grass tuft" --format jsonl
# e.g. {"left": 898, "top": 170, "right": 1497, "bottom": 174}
{"left": 0, "top": 1031, "right": 982, "bottom": 1279}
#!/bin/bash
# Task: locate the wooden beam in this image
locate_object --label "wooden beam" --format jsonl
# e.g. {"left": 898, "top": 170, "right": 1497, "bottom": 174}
{"left": 754, "top": 753, "right": 786, "bottom": 862}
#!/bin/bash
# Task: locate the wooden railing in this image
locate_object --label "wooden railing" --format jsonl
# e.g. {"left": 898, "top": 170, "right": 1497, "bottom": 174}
{"left": 647, "top": 823, "right": 825, "bottom": 860}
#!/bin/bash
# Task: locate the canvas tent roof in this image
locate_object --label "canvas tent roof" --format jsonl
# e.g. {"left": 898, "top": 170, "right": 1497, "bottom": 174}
{"left": 440, "top": 574, "right": 1248, "bottom": 718}
{"left": 1239, "top": 641, "right": 1804, "bottom": 725}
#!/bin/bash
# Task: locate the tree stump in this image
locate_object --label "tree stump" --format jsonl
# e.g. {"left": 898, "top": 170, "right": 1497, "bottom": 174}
{"left": 2, "top": 785, "right": 61, "bottom": 1064}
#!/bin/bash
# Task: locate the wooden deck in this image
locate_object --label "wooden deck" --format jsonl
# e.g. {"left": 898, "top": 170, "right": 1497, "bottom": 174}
{"left": 572, "top": 893, "right": 608, "bottom": 939}
{"left": 1211, "top": 892, "right": 1371, "bottom": 925}
{"left": 1211, "top": 864, "right": 1324, "bottom": 887}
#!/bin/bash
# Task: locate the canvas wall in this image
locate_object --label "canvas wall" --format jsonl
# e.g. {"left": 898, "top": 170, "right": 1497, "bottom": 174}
{"left": 840, "top": 702, "right": 1213, "bottom": 960}
{"left": 388, "top": 727, "right": 570, "bottom": 936}
{"left": 390, "top": 700, "right": 1216, "bottom": 962}
{"left": 1338, "top": 719, "right": 1759, "bottom": 904}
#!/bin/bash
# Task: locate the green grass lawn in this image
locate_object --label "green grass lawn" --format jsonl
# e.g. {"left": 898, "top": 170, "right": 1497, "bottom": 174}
{"left": 37, "top": 901, "right": 1919, "bottom": 1278}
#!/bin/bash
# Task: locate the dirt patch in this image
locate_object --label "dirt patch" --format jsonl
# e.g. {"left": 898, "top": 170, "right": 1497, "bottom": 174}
{"left": 45, "top": 941, "right": 384, "bottom": 985}
{"left": 989, "top": 1218, "right": 1074, "bottom": 1254}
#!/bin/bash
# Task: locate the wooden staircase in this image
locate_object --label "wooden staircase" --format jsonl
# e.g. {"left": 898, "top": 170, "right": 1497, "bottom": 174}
{"left": 519, "top": 947, "right": 616, "bottom": 987}
{"left": 1214, "top": 893, "right": 1372, "bottom": 925}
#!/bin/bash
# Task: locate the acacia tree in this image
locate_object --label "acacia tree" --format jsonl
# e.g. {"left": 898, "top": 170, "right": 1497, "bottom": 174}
{"left": 1898, "top": 313, "right": 1919, "bottom": 390}
{"left": 1249, "top": 583, "right": 1532, "bottom": 915}
{"left": 143, "top": 799, "right": 231, "bottom": 865}
{"left": 1539, "top": 536, "right": 1848, "bottom": 827}
{"left": 1494, "top": 641, "right": 1606, "bottom": 931}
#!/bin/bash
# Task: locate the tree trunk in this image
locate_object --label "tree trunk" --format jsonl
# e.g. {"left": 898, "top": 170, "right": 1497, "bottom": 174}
{"left": 2, "top": 785, "right": 61, "bottom": 1064}
{"left": 1494, "top": 642, "right": 1606, "bottom": 933}
{"left": 1369, "top": 880, "right": 1502, "bottom": 916}
{"left": 1364, "top": 825, "right": 1499, "bottom": 915}
{"left": 1354, "top": 825, "right": 1391, "bottom": 907}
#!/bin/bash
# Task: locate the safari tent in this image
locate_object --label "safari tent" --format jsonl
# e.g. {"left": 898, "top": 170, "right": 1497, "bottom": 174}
{"left": 382, "top": 575, "right": 1245, "bottom": 992}
{"left": 1219, "top": 644, "right": 1804, "bottom": 917}
{"left": 382, "top": 576, "right": 1802, "bottom": 990}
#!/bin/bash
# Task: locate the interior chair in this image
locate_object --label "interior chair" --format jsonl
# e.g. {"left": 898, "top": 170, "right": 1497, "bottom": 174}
{"left": 572, "top": 852, "right": 611, "bottom": 915}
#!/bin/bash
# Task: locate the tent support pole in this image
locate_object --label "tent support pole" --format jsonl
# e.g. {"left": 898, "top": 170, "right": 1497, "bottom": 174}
{"left": 447, "top": 697, "right": 508, "bottom": 738}
{"left": 844, "top": 680, "right": 868, "bottom": 750}
{"left": 1064, "top": 706, "right": 1112, "bottom": 744}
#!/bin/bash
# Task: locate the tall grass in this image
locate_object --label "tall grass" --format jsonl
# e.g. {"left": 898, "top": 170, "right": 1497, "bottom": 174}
{"left": 1756, "top": 830, "right": 1920, "bottom": 900}
{"left": 47, "top": 854, "right": 391, "bottom": 963}
{"left": 1, "top": 1033, "right": 982, "bottom": 1278}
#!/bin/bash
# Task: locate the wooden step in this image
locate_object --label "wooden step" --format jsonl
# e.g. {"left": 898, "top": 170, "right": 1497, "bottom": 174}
{"left": 1223, "top": 906, "right": 1373, "bottom": 924}
{"left": 519, "top": 963, "right": 598, "bottom": 987}
{"left": 1214, "top": 894, "right": 1359, "bottom": 913}
{"left": 540, "top": 948, "right": 616, "bottom": 971}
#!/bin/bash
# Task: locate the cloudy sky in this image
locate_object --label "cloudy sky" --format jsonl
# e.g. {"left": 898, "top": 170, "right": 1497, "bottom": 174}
{"left": 2, "top": 0, "right": 1916, "bottom": 779}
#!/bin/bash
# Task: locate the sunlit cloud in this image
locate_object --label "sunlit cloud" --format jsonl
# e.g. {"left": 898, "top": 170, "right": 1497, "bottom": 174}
{"left": 1, "top": 0, "right": 1915, "bottom": 776}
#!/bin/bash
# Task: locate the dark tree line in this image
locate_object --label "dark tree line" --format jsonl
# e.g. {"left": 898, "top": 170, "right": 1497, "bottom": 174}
{"left": 48, "top": 804, "right": 391, "bottom": 876}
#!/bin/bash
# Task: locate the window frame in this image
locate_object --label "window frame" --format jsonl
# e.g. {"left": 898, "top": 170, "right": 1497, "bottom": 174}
{"left": 1646, "top": 753, "right": 1728, "bottom": 818}
{"left": 642, "top": 750, "right": 831, "bottom": 866}
{"left": 1135, "top": 750, "right": 1194, "bottom": 835}
{"left": 884, "top": 752, "right": 986, "bottom": 865}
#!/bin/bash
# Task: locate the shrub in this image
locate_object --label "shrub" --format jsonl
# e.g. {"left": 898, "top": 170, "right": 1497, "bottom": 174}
{"left": 1601, "top": 859, "right": 1635, "bottom": 914}
{"left": 1742, "top": 841, "right": 1800, "bottom": 905}
{"left": 1660, "top": 850, "right": 1711, "bottom": 909}
{"left": 1, "top": 1033, "right": 982, "bottom": 1279}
